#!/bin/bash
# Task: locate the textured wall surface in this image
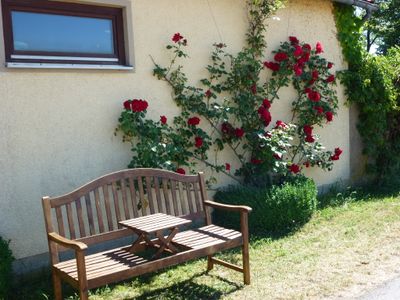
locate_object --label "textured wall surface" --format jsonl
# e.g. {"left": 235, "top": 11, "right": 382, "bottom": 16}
{"left": 0, "top": 0, "right": 350, "bottom": 261}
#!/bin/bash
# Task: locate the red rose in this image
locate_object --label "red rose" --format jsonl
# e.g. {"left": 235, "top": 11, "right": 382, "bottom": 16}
{"left": 308, "top": 91, "right": 321, "bottom": 102}
{"left": 172, "top": 33, "right": 183, "bottom": 43}
{"left": 273, "top": 153, "right": 282, "bottom": 160}
{"left": 225, "top": 163, "right": 231, "bottom": 171}
{"left": 275, "top": 120, "right": 287, "bottom": 129}
{"left": 314, "top": 106, "right": 324, "bottom": 114}
{"left": 326, "top": 75, "right": 335, "bottom": 83}
{"left": 251, "top": 84, "right": 257, "bottom": 95}
{"left": 263, "top": 99, "right": 271, "bottom": 109}
{"left": 289, "top": 164, "right": 300, "bottom": 174}
{"left": 327, "top": 62, "right": 334, "bottom": 69}
{"left": 205, "top": 89, "right": 212, "bottom": 98}
{"left": 303, "top": 125, "right": 313, "bottom": 136}
{"left": 160, "top": 115, "right": 167, "bottom": 124}
{"left": 293, "top": 45, "right": 303, "bottom": 57}
{"left": 123, "top": 100, "right": 131, "bottom": 110}
{"left": 305, "top": 135, "right": 315, "bottom": 143}
{"left": 289, "top": 36, "right": 299, "bottom": 44}
{"left": 298, "top": 52, "right": 310, "bottom": 64}
{"left": 312, "top": 70, "right": 319, "bottom": 80}
{"left": 251, "top": 158, "right": 262, "bottom": 165}
{"left": 304, "top": 161, "right": 310, "bottom": 168}
{"left": 303, "top": 44, "right": 312, "bottom": 52}
{"left": 195, "top": 136, "right": 203, "bottom": 148}
{"left": 131, "top": 99, "right": 148, "bottom": 112}
{"left": 335, "top": 147, "right": 343, "bottom": 156}
{"left": 274, "top": 52, "right": 289, "bottom": 62}
{"left": 221, "top": 122, "right": 234, "bottom": 135}
{"left": 316, "top": 42, "right": 324, "bottom": 54}
{"left": 235, "top": 128, "right": 245, "bottom": 138}
{"left": 325, "top": 111, "right": 333, "bottom": 122}
{"left": 294, "top": 64, "right": 303, "bottom": 76}
{"left": 304, "top": 87, "right": 312, "bottom": 94}
{"left": 330, "top": 154, "right": 340, "bottom": 161}
{"left": 188, "top": 116, "right": 200, "bottom": 126}
{"left": 264, "top": 131, "right": 272, "bottom": 138}
{"left": 264, "top": 61, "right": 280, "bottom": 72}
{"left": 176, "top": 168, "right": 186, "bottom": 174}
{"left": 258, "top": 106, "right": 272, "bottom": 126}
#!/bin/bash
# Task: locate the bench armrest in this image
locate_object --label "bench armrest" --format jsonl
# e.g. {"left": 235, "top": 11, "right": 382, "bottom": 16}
{"left": 204, "top": 200, "right": 252, "bottom": 213}
{"left": 48, "top": 232, "right": 88, "bottom": 251}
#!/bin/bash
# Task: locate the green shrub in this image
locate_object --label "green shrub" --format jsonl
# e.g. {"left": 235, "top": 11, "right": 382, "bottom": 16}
{"left": 213, "top": 176, "right": 317, "bottom": 235}
{"left": 0, "top": 236, "right": 14, "bottom": 299}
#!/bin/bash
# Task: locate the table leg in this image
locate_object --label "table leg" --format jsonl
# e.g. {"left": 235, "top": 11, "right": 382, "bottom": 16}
{"left": 153, "top": 227, "right": 179, "bottom": 259}
{"left": 128, "top": 233, "right": 145, "bottom": 253}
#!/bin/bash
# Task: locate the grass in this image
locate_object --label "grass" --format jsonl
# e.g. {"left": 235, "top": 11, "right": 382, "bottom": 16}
{"left": 12, "top": 191, "right": 400, "bottom": 300}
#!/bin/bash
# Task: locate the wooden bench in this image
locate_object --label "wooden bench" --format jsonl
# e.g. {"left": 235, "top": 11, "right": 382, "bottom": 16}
{"left": 42, "top": 168, "right": 252, "bottom": 300}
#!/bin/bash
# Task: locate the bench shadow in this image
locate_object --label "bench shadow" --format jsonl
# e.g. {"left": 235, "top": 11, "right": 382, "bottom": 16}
{"left": 130, "top": 271, "right": 242, "bottom": 300}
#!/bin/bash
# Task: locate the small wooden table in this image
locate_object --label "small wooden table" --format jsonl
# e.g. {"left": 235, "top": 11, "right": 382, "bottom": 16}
{"left": 119, "top": 213, "right": 192, "bottom": 259}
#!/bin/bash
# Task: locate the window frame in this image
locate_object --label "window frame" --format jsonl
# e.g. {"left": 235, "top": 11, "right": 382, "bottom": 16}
{"left": 1, "top": 0, "right": 127, "bottom": 66}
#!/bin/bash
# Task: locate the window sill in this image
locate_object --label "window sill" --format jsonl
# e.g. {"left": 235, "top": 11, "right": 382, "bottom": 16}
{"left": 5, "top": 62, "right": 134, "bottom": 71}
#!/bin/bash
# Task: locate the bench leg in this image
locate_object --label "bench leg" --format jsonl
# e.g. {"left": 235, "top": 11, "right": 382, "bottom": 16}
{"left": 52, "top": 271, "right": 62, "bottom": 300}
{"left": 79, "top": 288, "right": 89, "bottom": 300}
{"left": 242, "top": 243, "right": 250, "bottom": 285}
{"left": 207, "top": 255, "right": 214, "bottom": 271}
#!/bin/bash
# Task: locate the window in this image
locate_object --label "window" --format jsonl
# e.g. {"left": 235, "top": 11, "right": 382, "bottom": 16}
{"left": 1, "top": 0, "right": 130, "bottom": 68}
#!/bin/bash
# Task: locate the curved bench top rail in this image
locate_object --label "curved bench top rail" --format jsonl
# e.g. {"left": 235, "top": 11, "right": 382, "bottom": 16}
{"left": 47, "top": 168, "right": 203, "bottom": 208}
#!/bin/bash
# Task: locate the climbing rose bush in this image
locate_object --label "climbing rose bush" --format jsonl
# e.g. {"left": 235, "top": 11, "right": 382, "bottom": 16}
{"left": 116, "top": 31, "right": 342, "bottom": 185}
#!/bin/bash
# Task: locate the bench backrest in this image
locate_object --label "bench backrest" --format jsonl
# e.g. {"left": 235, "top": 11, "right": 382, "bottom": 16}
{"left": 42, "top": 169, "right": 209, "bottom": 257}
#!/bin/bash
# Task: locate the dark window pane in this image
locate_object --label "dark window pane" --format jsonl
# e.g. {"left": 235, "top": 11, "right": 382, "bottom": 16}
{"left": 11, "top": 11, "right": 114, "bottom": 55}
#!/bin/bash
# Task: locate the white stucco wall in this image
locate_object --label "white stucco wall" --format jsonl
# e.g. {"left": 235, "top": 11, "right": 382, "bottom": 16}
{"left": 0, "top": 0, "right": 350, "bottom": 260}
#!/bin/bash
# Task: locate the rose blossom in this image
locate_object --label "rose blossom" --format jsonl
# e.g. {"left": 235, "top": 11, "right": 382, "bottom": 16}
{"left": 335, "top": 147, "right": 343, "bottom": 156}
{"left": 303, "top": 125, "right": 313, "bottom": 136}
{"left": 307, "top": 90, "right": 321, "bottom": 102}
{"left": 225, "top": 163, "right": 231, "bottom": 171}
{"left": 131, "top": 99, "right": 148, "bottom": 112}
{"left": 326, "top": 75, "right": 335, "bottom": 83}
{"left": 251, "top": 84, "right": 257, "bottom": 95}
{"left": 303, "top": 44, "right": 312, "bottom": 52}
{"left": 263, "top": 99, "right": 271, "bottom": 109}
{"left": 221, "top": 122, "right": 234, "bottom": 135}
{"left": 293, "top": 45, "right": 303, "bottom": 57}
{"left": 205, "top": 89, "right": 212, "bottom": 98}
{"left": 314, "top": 106, "right": 324, "bottom": 114}
{"left": 289, "top": 36, "right": 299, "bottom": 44}
{"left": 294, "top": 64, "right": 303, "bottom": 76}
{"left": 160, "top": 115, "right": 167, "bottom": 124}
{"left": 188, "top": 116, "right": 200, "bottom": 126}
{"left": 275, "top": 120, "right": 287, "bottom": 129}
{"left": 235, "top": 128, "right": 245, "bottom": 138}
{"left": 289, "top": 164, "right": 300, "bottom": 174}
{"left": 327, "top": 62, "right": 334, "bottom": 69}
{"left": 312, "top": 70, "right": 319, "bottom": 80}
{"left": 264, "top": 61, "right": 280, "bottom": 71}
{"left": 304, "top": 161, "right": 310, "bottom": 168}
{"left": 274, "top": 52, "right": 289, "bottom": 62}
{"left": 195, "top": 136, "right": 203, "bottom": 148}
{"left": 251, "top": 158, "right": 262, "bottom": 165}
{"left": 325, "top": 111, "right": 333, "bottom": 122}
{"left": 305, "top": 135, "right": 315, "bottom": 143}
{"left": 176, "top": 168, "right": 186, "bottom": 174}
{"left": 273, "top": 153, "right": 282, "bottom": 160}
{"left": 330, "top": 154, "right": 340, "bottom": 161}
{"left": 316, "top": 42, "right": 324, "bottom": 54}
{"left": 123, "top": 100, "right": 131, "bottom": 110}
{"left": 172, "top": 33, "right": 183, "bottom": 43}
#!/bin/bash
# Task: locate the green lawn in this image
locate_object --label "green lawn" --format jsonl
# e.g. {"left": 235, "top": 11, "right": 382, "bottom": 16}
{"left": 13, "top": 192, "right": 400, "bottom": 300}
